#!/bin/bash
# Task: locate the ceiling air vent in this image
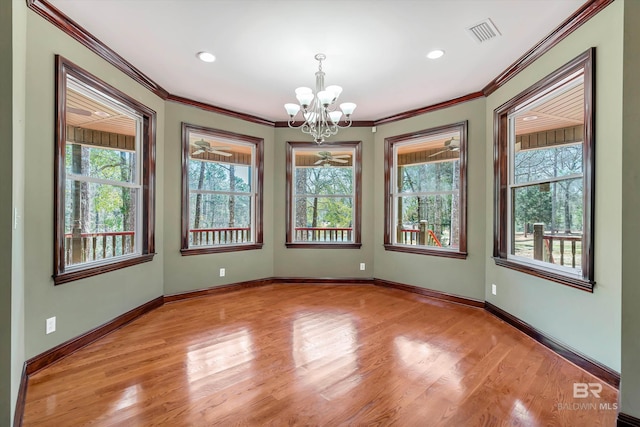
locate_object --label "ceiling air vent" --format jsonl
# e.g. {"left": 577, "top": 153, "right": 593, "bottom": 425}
{"left": 466, "top": 18, "right": 501, "bottom": 44}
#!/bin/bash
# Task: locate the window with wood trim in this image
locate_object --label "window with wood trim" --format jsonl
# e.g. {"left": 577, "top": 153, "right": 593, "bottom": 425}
{"left": 493, "top": 48, "right": 595, "bottom": 291}
{"left": 54, "top": 56, "right": 156, "bottom": 285}
{"left": 286, "top": 141, "right": 362, "bottom": 248}
{"left": 181, "top": 123, "right": 263, "bottom": 255}
{"left": 384, "top": 122, "right": 467, "bottom": 258}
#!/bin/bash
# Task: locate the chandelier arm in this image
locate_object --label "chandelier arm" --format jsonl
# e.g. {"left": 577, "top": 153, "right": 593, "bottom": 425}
{"left": 285, "top": 54, "right": 355, "bottom": 144}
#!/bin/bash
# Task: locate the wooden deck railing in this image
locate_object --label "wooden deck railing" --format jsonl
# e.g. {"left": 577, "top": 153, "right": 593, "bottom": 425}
{"left": 190, "top": 227, "right": 251, "bottom": 246}
{"left": 295, "top": 227, "right": 352, "bottom": 242}
{"left": 398, "top": 229, "right": 442, "bottom": 247}
{"left": 533, "top": 223, "right": 581, "bottom": 268}
{"left": 64, "top": 231, "right": 135, "bottom": 265}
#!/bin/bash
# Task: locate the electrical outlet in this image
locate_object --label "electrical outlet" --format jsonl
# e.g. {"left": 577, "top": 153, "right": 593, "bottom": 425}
{"left": 46, "top": 316, "right": 56, "bottom": 334}
{"left": 219, "top": 268, "right": 226, "bottom": 277}
{"left": 360, "top": 263, "right": 366, "bottom": 271}
{"left": 491, "top": 284, "right": 497, "bottom": 295}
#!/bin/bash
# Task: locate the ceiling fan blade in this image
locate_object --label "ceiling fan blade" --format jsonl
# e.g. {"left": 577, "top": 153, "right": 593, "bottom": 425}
{"left": 314, "top": 159, "right": 325, "bottom": 165}
{"left": 445, "top": 138, "right": 460, "bottom": 148}
{"left": 68, "top": 107, "right": 92, "bottom": 116}
{"left": 332, "top": 154, "right": 351, "bottom": 159}
{"left": 192, "top": 149, "right": 205, "bottom": 155}
{"left": 330, "top": 158, "right": 349, "bottom": 163}
{"left": 193, "top": 139, "right": 210, "bottom": 148}
{"left": 429, "top": 149, "right": 448, "bottom": 157}
{"left": 209, "top": 150, "right": 233, "bottom": 157}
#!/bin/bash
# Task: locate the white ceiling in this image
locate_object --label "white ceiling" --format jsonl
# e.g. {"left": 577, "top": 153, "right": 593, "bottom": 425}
{"left": 49, "top": 0, "right": 586, "bottom": 122}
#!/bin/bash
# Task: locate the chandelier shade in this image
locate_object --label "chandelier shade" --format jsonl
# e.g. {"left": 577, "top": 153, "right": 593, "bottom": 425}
{"left": 284, "top": 53, "right": 356, "bottom": 144}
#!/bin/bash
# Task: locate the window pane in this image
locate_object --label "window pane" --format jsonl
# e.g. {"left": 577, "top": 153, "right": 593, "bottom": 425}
{"left": 65, "top": 143, "right": 137, "bottom": 183}
{"left": 188, "top": 160, "right": 251, "bottom": 193}
{"left": 514, "top": 144, "right": 583, "bottom": 184}
{"left": 188, "top": 193, "right": 251, "bottom": 246}
{"left": 398, "top": 160, "right": 457, "bottom": 193}
{"left": 511, "top": 178, "right": 583, "bottom": 270}
{"left": 64, "top": 179, "right": 138, "bottom": 266}
{"left": 395, "top": 194, "right": 459, "bottom": 248}
{"left": 295, "top": 166, "right": 353, "bottom": 196}
{"left": 293, "top": 196, "right": 353, "bottom": 242}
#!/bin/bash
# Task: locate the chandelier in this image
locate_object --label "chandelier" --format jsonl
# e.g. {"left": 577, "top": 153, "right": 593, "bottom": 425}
{"left": 284, "top": 53, "right": 356, "bottom": 144}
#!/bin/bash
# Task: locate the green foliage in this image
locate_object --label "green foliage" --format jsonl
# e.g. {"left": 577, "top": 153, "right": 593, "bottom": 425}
{"left": 295, "top": 165, "right": 354, "bottom": 227}
{"left": 65, "top": 144, "right": 136, "bottom": 233}
{"left": 188, "top": 159, "right": 252, "bottom": 229}
{"left": 512, "top": 144, "right": 583, "bottom": 234}
{"left": 397, "top": 160, "right": 458, "bottom": 245}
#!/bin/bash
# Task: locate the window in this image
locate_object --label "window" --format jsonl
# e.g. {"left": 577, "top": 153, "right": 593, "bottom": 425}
{"left": 384, "top": 122, "right": 467, "bottom": 258}
{"left": 286, "top": 141, "right": 362, "bottom": 248}
{"left": 181, "top": 123, "right": 263, "bottom": 255}
{"left": 54, "top": 56, "right": 156, "bottom": 285}
{"left": 493, "top": 48, "right": 595, "bottom": 291}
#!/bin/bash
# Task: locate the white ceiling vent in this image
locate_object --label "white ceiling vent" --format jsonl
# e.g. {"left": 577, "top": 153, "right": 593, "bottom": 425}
{"left": 466, "top": 18, "right": 501, "bottom": 44}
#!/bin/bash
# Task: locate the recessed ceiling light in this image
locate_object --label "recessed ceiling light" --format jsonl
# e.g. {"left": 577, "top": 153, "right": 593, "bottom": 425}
{"left": 94, "top": 111, "right": 110, "bottom": 118}
{"left": 197, "top": 51, "right": 216, "bottom": 63}
{"left": 426, "top": 49, "right": 445, "bottom": 59}
{"left": 522, "top": 115, "right": 538, "bottom": 121}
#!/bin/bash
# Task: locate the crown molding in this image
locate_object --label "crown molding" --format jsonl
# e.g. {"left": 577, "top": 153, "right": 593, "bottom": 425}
{"left": 274, "top": 120, "right": 376, "bottom": 128}
{"left": 482, "top": 0, "right": 614, "bottom": 96}
{"left": 27, "top": 0, "right": 613, "bottom": 126}
{"left": 26, "top": 0, "right": 169, "bottom": 99}
{"left": 373, "top": 92, "right": 484, "bottom": 126}
{"left": 167, "top": 95, "right": 275, "bottom": 127}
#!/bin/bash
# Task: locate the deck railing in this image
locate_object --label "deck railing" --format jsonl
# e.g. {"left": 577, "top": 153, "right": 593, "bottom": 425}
{"left": 295, "top": 227, "right": 352, "bottom": 242}
{"left": 398, "top": 228, "right": 442, "bottom": 247}
{"left": 533, "top": 223, "right": 581, "bottom": 268}
{"left": 64, "top": 231, "right": 135, "bottom": 265}
{"left": 190, "top": 227, "right": 251, "bottom": 246}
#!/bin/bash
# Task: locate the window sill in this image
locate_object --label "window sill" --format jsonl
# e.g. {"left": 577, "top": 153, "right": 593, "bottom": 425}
{"left": 492, "top": 257, "right": 594, "bottom": 292}
{"left": 53, "top": 253, "right": 155, "bottom": 285}
{"left": 384, "top": 244, "right": 467, "bottom": 259}
{"left": 286, "top": 242, "right": 362, "bottom": 249}
{"left": 180, "top": 243, "right": 263, "bottom": 256}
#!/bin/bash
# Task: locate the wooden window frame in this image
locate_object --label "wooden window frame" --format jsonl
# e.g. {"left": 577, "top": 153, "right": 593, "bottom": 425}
{"left": 180, "top": 123, "right": 264, "bottom": 255}
{"left": 53, "top": 55, "right": 156, "bottom": 285}
{"left": 493, "top": 48, "right": 595, "bottom": 292}
{"left": 285, "top": 141, "right": 362, "bottom": 249}
{"left": 383, "top": 122, "right": 468, "bottom": 259}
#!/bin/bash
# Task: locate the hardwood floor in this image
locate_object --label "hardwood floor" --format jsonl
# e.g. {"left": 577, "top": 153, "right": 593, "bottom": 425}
{"left": 23, "top": 284, "right": 618, "bottom": 426}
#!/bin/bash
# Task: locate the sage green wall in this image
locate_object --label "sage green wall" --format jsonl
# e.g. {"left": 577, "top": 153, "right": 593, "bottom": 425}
{"left": 163, "top": 102, "right": 275, "bottom": 294}
{"left": 621, "top": 0, "right": 640, "bottom": 418}
{"left": 272, "top": 127, "right": 375, "bottom": 278}
{"left": 1, "top": 0, "right": 15, "bottom": 423}
{"left": 23, "top": 11, "right": 165, "bottom": 358}
{"left": 373, "top": 99, "right": 487, "bottom": 301}
{"left": 11, "top": 0, "right": 27, "bottom": 424}
{"left": 484, "top": 1, "right": 622, "bottom": 371}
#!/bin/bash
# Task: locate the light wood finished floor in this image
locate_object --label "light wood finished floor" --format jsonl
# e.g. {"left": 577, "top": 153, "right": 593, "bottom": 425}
{"left": 23, "top": 284, "right": 618, "bottom": 426}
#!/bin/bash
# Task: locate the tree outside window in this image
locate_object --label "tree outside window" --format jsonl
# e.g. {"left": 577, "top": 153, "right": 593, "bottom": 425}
{"left": 54, "top": 56, "right": 156, "bottom": 285}
{"left": 286, "top": 141, "right": 362, "bottom": 248}
{"left": 384, "top": 122, "right": 467, "bottom": 258}
{"left": 493, "top": 48, "right": 595, "bottom": 291}
{"left": 181, "top": 124, "right": 263, "bottom": 255}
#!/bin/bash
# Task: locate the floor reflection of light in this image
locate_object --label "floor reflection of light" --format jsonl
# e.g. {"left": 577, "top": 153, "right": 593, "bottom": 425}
{"left": 186, "top": 327, "right": 254, "bottom": 392}
{"left": 394, "top": 336, "right": 462, "bottom": 393}
{"left": 292, "top": 312, "right": 360, "bottom": 399}
{"left": 112, "top": 384, "right": 141, "bottom": 411}
{"left": 45, "top": 394, "right": 57, "bottom": 415}
{"left": 511, "top": 399, "right": 534, "bottom": 424}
